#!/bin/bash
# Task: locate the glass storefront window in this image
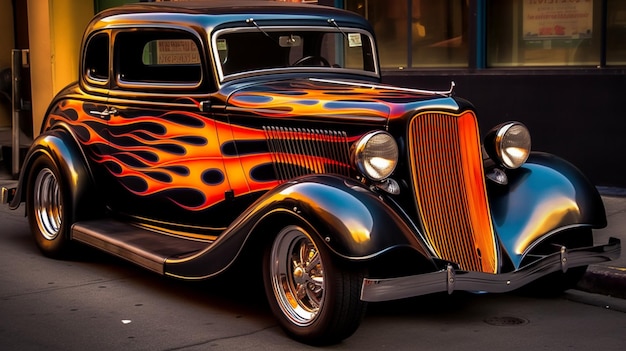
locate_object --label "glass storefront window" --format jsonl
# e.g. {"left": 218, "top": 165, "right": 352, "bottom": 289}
{"left": 411, "top": 0, "right": 468, "bottom": 68}
{"left": 487, "top": 0, "right": 602, "bottom": 67}
{"left": 346, "top": 0, "right": 409, "bottom": 68}
{"left": 607, "top": 0, "right": 626, "bottom": 65}
{"left": 345, "top": 0, "right": 468, "bottom": 69}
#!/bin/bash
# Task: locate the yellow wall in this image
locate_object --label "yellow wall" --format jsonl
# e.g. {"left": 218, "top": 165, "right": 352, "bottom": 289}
{"left": 28, "top": 0, "right": 94, "bottom": 136}
{"left": 0, "top": 0, "right": 15, "bottom": 128}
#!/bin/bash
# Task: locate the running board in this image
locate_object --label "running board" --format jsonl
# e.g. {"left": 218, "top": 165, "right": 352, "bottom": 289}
{"left": 71, "top": 220, "right": 210, "bottom": 274}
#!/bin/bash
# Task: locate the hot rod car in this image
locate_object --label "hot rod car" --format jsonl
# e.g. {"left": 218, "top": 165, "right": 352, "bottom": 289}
{"left": 1, "top": 0, "right": 620, "bottom": 345}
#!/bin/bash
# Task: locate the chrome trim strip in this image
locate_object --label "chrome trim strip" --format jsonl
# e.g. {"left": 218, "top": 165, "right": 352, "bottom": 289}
{"left": 309, "top": 78, "right": 455, "bottom": 96}
{"left": 360, "top": 238, "right": 620, "bottom": 302}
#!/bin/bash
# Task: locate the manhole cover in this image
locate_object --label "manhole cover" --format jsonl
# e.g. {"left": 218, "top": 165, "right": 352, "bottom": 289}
{"left": 484, "top": 316, "right": 529, "bottom": 326}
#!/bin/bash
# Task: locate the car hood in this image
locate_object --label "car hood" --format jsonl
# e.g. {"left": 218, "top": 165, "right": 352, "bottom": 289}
{"left": 225, "top": 78, "right": 460, "bottom": 123}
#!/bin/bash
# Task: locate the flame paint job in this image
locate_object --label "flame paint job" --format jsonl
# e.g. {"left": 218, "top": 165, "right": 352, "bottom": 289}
{"left": 227, "top": 79, "right": 460, "bottom": 121}
{"left": 45, "top": 96, "right": 361, "bottom": 215}
{"left": 47, "top": 99, "right": 233, "bottom": 211}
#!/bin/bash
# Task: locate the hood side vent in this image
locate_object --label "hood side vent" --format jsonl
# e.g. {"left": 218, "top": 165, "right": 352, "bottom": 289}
{"left": 263, "top": 126, "right": 351, "bottom": 181}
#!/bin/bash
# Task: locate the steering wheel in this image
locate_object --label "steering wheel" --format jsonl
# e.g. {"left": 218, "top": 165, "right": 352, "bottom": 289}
{"left": 292, "top": 55, "right": 331, "bottom": 67}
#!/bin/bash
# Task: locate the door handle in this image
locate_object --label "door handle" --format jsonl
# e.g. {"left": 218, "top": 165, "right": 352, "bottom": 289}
{"left": 89, "top": 107, "right": 119, "bottom": 119}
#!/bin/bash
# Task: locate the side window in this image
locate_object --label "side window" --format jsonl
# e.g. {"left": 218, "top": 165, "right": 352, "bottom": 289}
{"left": 84, "top": 32, "right": 109, "bottom": 84}
{"left": 114, "top": 29, "right": 203, "bottom": 89}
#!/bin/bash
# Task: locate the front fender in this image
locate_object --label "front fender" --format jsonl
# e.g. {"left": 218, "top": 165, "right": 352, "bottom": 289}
{"left": 165, "top": 175, "right": 434, "bottom": 279}
{"left": 10, "top": 129, "right": 97, "bottom": 221}
{"left": 490, "top": 152, "right": 606, "bottom": 268}
{"left": 266, "top": 176, "right": 433, "bottom": 259}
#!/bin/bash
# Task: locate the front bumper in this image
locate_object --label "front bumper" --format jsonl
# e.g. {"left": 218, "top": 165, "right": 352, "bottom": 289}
{"left": 361, "top": 237, "right": 621, "bottom": 302}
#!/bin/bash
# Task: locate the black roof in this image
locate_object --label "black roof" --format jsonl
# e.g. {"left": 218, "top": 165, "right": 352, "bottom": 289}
{"left": 100, "top": 0, "right": 354, "bottom": 18}
{"left": 87, "top": 1, "right": 372, "bottom": 37}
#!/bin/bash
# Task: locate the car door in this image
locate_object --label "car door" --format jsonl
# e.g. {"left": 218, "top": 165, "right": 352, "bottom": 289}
{"left": 101, "top": 27, "right": 237, "bottom": 233}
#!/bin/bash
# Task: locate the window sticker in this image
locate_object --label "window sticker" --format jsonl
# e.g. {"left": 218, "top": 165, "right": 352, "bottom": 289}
{"left": 155, "top": 39, "right": 200, "bottom": 64}
{"left": 217, "top": 39, "right": 228, "bottom": 51}
{"left": 348, "top": 33, "right": 362, "bottom": 48}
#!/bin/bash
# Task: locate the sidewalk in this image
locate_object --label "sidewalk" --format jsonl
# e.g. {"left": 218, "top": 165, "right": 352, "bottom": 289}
{"left": 1, "top": 164, "right": 624, "bottom": 298}
{"left": 577, "top": 189, "right": 626, "bottom": 299}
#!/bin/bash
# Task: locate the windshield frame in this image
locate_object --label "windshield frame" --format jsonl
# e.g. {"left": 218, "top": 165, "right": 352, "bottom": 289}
{"left": 211, "top": 25, "right": 380, "bottom": 83}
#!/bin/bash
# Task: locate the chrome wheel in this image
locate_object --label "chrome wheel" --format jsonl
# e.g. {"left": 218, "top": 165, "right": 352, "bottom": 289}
{"left": 270, "top": 225, "right": 325, "bottom": 326}
{"left": 33, "top": 167, "right": 63, "bottom": 241}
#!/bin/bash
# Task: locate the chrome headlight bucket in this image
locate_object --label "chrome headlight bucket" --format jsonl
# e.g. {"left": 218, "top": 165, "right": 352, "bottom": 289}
{"left": 484, "top": 122, "right": 531, "bottom": 169}
{"left": 353, "top": 131, "right": 398, "bottom": 181}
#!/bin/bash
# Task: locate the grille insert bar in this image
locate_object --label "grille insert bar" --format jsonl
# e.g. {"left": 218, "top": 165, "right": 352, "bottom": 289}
{"left": 264, "top": 126, "right": 351, "bottom": 181}
{"left": 409, "top": 112, "right": 498, "bottom": 273}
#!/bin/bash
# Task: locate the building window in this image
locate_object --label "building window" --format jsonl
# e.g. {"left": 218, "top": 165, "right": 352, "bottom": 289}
{"left": 607, "top": 0, "right": 626, "bottom": 65}
{"left": 345, "top": 0, "right": 469, "bottom": 69}
{"left": 487, "top": 0, "right": 602, "bottom": 67}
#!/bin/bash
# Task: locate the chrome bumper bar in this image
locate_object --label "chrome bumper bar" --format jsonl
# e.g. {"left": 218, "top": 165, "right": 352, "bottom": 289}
{"left": 361, "top": 237, "right": 621, "bottom": 302}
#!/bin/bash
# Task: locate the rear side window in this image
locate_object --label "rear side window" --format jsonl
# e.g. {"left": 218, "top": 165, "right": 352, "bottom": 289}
{"left": 114, "top": 29, "right": 203, "bottom": 89}
{"left": 84, "top": 32, "right": 109, "bottom": 84}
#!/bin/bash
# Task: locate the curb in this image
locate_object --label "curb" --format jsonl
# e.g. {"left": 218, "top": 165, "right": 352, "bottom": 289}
{"left": 577, "top": 266, "right": 626, "bottom": 299}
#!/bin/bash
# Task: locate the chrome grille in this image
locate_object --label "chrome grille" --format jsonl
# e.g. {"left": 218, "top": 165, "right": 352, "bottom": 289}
{"left": 408, "top": 112, "right": 498, "bottom": 273}
{"left": 263, "top": 126, "right": 351, "bottom": 181}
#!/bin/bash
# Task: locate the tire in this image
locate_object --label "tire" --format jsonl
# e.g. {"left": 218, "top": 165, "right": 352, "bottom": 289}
{"left": 26, "top": 155, "right": 72, "bottom": 258}
{"left": 263, "top": 225, "right": 367, "bottom": 345}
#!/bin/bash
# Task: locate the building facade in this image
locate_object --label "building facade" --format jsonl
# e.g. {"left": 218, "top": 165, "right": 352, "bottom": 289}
{"left": 1, "top": 0, "right": 625, "bottom": 187}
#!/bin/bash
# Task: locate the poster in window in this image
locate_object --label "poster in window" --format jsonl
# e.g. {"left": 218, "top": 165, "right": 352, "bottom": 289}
{"left": 157, "top": 40, "right": 200, "bottom": 65}
{"left": 523, "top": 0, "right": 593, "bottom": 40}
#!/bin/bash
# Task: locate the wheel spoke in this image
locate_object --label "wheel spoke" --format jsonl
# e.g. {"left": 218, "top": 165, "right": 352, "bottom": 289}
{"left": 299, "top": 241, "right": 309, "bottom": 267}
{"left": 306, "top": 285, "right": 321, "bottom": 308}
{"left": 305, "top": 251, "right": 320, "bottom": 273}
{"left": 270, "top": 226, "right": 326, "bottom": 327}
{"left": 296, "top": 283, "right": 307, "bottom": 300}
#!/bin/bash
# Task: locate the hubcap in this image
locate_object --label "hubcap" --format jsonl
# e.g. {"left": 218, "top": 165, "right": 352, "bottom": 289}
{"left": 33, "top": 168, "right": 63, "bottom": 240}
{"left": 270, "top": 226, "right": 324, "bottom": 326}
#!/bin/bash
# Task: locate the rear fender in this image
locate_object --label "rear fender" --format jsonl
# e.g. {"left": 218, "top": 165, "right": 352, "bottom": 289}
{"left": 490, "top": 152, "right": 606, "bottom": 268}
{"left": 10, "top": 129, "right": 98, "bottom": 221}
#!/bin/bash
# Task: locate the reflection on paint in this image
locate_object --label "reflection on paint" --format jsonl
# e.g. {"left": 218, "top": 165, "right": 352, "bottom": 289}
{"left": 515, "top": 195, "right": 580, "bottom": 254}
{"left": 279, "top": 183, "right": 373, "bottom": 244}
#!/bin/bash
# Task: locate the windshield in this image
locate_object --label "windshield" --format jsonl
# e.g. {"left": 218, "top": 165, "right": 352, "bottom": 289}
{"left": 212, "top": 26, "right": 378, "bottom": 81}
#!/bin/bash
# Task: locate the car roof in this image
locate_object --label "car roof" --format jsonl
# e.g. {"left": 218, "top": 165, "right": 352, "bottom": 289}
{"left": 93, "top": 1, "right": 362, "bottom": 21}
{"left": 87, "top": 1, "right": 372, "bottom": 36}
{"left": 119, "top": 0, "right": 327, "bottom": 13}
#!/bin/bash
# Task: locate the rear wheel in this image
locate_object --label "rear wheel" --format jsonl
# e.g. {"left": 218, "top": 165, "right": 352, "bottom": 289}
{"left": 26, "top": 155, "right": 72, "bottom": 257}
{"left": 263, "top": 224, "right": 367, "bottom": 345}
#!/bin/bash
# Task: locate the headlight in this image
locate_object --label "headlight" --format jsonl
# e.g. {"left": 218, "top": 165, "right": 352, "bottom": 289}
{"left": 353, "top": 131, "right": 398, "bottom": 181}
{"left": 485, "top": 122, "right": 531, "bottom": 169}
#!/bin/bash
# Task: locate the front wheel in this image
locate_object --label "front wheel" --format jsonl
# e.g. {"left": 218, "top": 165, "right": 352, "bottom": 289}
{"left": 263, "top": 225, "right": 367, "bottom": 345}
{"left": 26, "top": 155, "right": 72, "bottom": 257}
